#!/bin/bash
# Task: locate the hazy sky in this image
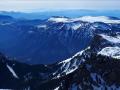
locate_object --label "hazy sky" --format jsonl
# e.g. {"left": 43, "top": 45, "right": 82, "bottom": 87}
{"left": 0, "top": 0, "right": 120, "bottom": 12}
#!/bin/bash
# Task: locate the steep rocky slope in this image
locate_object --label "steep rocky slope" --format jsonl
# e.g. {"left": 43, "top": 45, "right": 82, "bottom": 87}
{"left": 1, "top": 32, "right": 120, "bottom": 90}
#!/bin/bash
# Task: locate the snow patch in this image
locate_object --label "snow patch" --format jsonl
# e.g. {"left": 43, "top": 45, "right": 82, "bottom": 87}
{"left": 100, "top": 34, "right": 120, "bottom": 43}
{"left": 59, "top": 47, "right": 90, "bottom": 64}
{"left": 54, "top": 86, "right": 59, "bottom": 90}
{"left": 37, "top": 25, "right": 47, "bottom": 29}
{"left": 6, "top": 64, "right": 19, "bottom": 79}
{"left": 48, "top": 16, "right": 120, "bottom": 23}
{"left": 48, "top": 17, "right": 69, "bottom": 23}
{"left": 72, "top": 24, "right": 82, "bottom": 30}
{"left": 53, "top": 47, "right": 90, "bottom": 78}
{"left": 98, "top": 47, "right": 120, "bottom": 59}
{"left": 74, "top": 16, "right": 120, "bottom": 23}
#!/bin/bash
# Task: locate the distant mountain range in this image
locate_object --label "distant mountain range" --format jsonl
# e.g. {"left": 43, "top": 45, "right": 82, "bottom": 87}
{"left": 0, "top": 10, "right": 120, "bottom": 19}
{"left": 0, "top": 13, "right": 120, "bottom": 89}
{"left": 0, "top": 15, "right": 120, "bottom": 64}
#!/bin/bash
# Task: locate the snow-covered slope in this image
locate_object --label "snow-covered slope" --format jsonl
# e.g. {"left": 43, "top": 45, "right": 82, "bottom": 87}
{"left": 100, "top": 34, "right": 120, "bottom": 43}
{"left": 52, "top": 47, "right": 90, "bottom": 78}
{"left": 75, "top": 16, "right": 120, "bottom": 23}
{"left": 6, "top": 64, "right": 19, "bottom": 79}
{"left": 50, "top": 32, "right": 120, "bottom": 90}
{"left": 48, "top": 16, "right": 120, "bottom": 23}
{"left": 96, "top": 33, "right": 120, "bottom": 59}
{"left": 48, "top": 17, "right": 69, "bottom": 23}
{"left": 98, "top": 47, "right": 120, "bottom": 59}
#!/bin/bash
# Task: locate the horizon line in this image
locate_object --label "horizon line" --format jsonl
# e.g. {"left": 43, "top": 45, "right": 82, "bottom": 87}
{"left": 0, "top": 9, "right": 120, "bottom": 13}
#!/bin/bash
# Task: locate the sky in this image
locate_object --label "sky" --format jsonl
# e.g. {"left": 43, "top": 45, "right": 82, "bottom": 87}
{"left": 0, "top": 0, "right": 120, "bottom": 12}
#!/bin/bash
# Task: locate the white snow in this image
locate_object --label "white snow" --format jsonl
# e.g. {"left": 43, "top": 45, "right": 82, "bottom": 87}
{"left": 72, "top": 24, "right": 82, "bottom": 30}
{"left": 48, "top": 17, "right": 69, "bottom": 23}
{"left": 100, "top": 34, "right": 120, "bottom": 43}
{"left": 53, "top": 46, "right": 90, "bottom": 78}
{"left": 59, "top": 46, "right": 90, "bottom": 64}
{"left": 54, "top": 86, "right": 59, "bottom": 90}
{"left": 48, "top": 16, "right": 120, "bottom": 23}
{"left": 6, "top": 64, "right": 19, "bottom": 79}
{"left": 65, "top": 66, "right": 78, "bottom": 75}
{"left": 73, "top": 16, "right": 120, "bottom": 24}
{"left": 59, "top": 49, "right": 84, "bottom": 64}
{"left": 0, "top": 89, "right": 13, "bottom": 90}
{"left": 37, "top": 25, "right": 47, "bottom": 29}
{"left": 98, "top": 47, "right": 120, "bottom": 59}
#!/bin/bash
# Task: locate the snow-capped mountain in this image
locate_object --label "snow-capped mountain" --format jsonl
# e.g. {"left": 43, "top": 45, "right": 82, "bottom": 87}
{"left": 48, "top": 16, "right": 120, "bottom": 23}
{"left": 1, "top": 31, "right": 120, "bottom": 89}
{"left": 0, "top": 15, "right": 120, "bottom": 64}
{"left": 1, "top": 15, "right": 120, "bottom": 90}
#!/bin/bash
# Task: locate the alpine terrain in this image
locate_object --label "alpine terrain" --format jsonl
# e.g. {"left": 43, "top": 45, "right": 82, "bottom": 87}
{"left": 0, "top": 15, "right": 120, "bottom": 90}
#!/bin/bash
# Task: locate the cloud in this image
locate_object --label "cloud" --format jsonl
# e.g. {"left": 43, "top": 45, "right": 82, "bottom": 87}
{"left": 0, "top": 0, "right": 119, "bottom": 12}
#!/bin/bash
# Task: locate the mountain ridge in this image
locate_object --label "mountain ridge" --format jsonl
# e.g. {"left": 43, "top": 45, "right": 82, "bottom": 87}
{"left": 0, "top": 32, "right": 120, "bottom": 89}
